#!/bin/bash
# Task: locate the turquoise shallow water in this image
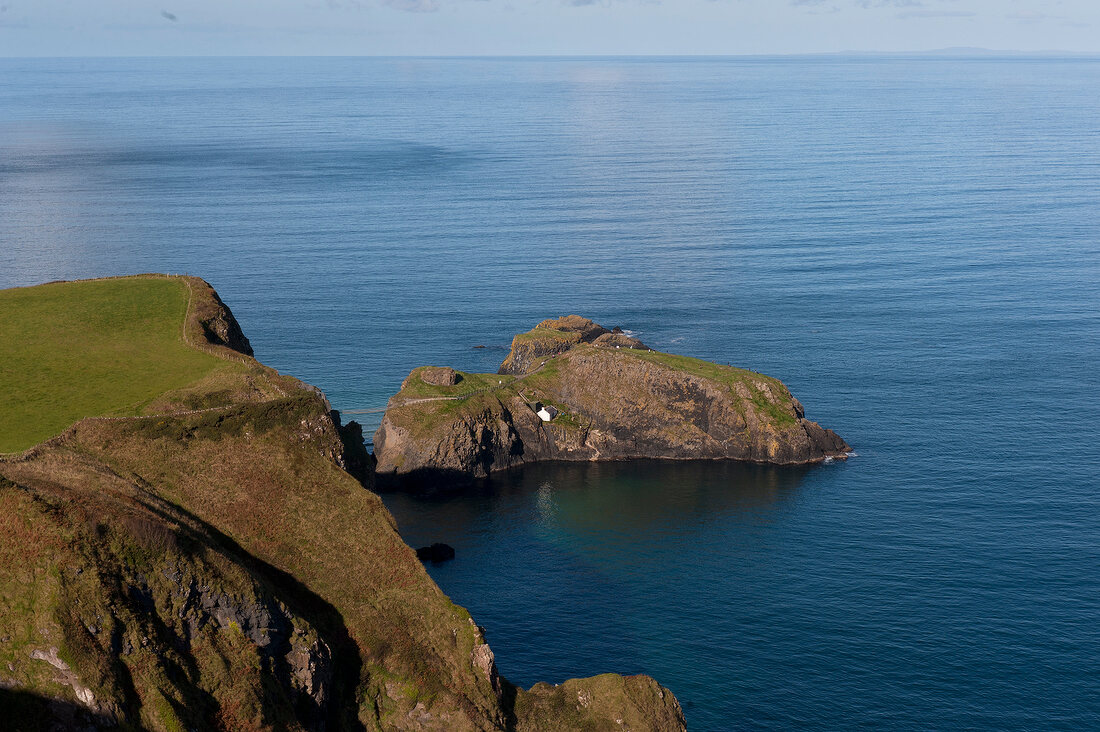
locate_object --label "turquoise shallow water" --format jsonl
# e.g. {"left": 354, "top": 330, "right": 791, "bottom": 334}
{"left": 3, "top": 56, "right": 1099, "bottom": 729}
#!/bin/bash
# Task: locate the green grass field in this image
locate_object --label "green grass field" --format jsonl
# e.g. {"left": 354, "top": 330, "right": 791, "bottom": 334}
{"left": 397, "top": 368, "right": 514, "bottom": 400}
{"left": 0, "top": 277, "right": 228, "bottom": 452}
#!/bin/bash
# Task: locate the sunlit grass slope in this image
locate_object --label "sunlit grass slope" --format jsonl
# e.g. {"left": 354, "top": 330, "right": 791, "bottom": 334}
{"left": 0, "top": 278, "right": 683, "bottom": 729}
{"left": 0, "top": 277, "right": 226, "bottom": 452}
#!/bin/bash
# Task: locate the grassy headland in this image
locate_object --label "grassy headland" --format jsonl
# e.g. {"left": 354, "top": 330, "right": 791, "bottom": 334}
{"left": 0, "top": 277, "right": 232, "bottom": 452}
{"left": 0, "top": 279, "right": 684, "bottom": 730}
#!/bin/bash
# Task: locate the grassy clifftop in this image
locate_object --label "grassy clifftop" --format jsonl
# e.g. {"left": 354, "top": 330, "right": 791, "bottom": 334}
{"left": 0, "top": 277, "right": 231, "bottom": 452}
{"left": 0, "top": 278, "right": 683, "bottom": 731}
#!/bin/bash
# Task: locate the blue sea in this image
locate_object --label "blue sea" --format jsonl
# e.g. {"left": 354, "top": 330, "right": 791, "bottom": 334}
{"left": 2, "top": 56, "right": 1099, "bottom": 729}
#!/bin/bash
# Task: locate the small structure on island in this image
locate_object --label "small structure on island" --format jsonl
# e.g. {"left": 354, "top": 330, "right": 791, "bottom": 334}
{"left": 534, "top": 402, "right": 559, "bottom": 422}
{"left": 419, "top": 366, "right": 459, "bottom": 386}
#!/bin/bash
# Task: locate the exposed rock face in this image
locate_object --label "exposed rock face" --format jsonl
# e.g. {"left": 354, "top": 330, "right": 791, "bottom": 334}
{"left": 516, "top": 674, "right": 685, "bottom": 731}
{"left": 27, "top": 647, "right": 102, "bottom": 714}
{"left": 498, "top": 315, "right": 610, "bottom": 376}
{"left": 1, "top": 464, "right": 336, "bottom": 731}
{"left": 375, "top": 317, "right": 850, "bottom": 484}
{"left": 536, "top": 314, "right": 609, "bottom": 341}
{"left": 593, "top": 332, "right": 650, "bottom": 350}
{"left": 190, "top": 278, "right": 254, "bottom": 356}
{"left": 498, "top": 316, "right": 655, "bottom": 376}
{"left": 331, "top": 412, "right": 375, "bottom": 488}
{"left": 419, "top": 366, "right": 460, "bottom": 386}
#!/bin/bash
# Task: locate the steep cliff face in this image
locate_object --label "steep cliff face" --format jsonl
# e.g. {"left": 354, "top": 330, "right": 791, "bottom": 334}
{"left": 498, "top": 315, "right": 610, "bottom": 375}
{"left": 0, "top": 280, "right": 683, "bottom": 732}
{"left": 375, "top": 317, "right": 849, "bottom": 483}
{"left": 189, "top": 277, "right": 254, "bottom": 356}
{"left": 0, "top": 471, "right": 334, "bottom": 731}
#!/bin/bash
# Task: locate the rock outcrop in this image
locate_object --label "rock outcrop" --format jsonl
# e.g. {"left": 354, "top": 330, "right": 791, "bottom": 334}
{"left": 593, "top": 331, "right": 650, "bottom": 350}
{"left": 417, "top": 366, "right": 460, "bottom": 387}
{"left": 416, "top": 543, "right": 456, "bottom": 562}
{"left": 375, "top": 316, "right": 849, "bottom": 484}
{"left": 498, "top": 315, "right": 611, "bottom": 375}
{"left": 190, "top": 277, "right": 254, "bottom": 356}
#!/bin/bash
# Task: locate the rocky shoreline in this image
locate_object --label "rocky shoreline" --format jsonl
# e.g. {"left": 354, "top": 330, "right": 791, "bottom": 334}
{"left": 374, "top": 316, "right": 850, "bottom": 487}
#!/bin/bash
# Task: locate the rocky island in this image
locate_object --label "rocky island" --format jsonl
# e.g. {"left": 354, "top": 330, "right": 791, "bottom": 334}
{"left": 0, "top": 278, "right": 684, "bottom": 731}
{"left": 375, "top": 315, "right": 849, "bottom": 485}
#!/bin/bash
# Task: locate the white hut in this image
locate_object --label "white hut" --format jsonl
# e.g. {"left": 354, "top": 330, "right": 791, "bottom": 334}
{"left": 536, "top": 404, "right": 559, "bottom": 422}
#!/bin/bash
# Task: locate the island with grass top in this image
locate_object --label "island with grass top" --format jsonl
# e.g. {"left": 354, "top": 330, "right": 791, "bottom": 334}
{"left": 0, "top": 277, "right": 684, "bottom": 732}
{"left": 374, "top": 315, "right": 850, "bottom": 486}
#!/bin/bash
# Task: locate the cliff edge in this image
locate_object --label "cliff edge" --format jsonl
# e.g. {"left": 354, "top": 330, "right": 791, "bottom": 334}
{"left": 0, "top": 280, "right": 683, "bottom": 732}
{"left": 375, "top": 316, "right": 849, "bottom": 484}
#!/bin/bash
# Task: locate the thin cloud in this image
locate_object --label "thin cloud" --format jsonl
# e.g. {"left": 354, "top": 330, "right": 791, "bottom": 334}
{"left": 1006, "top": 11, "right": 1055, "bottom": 24}
{"left": 795, "top": 0, "right": 927, "bottom": 6}
{"left": 382, "top": 0, "right": 440, "bottom": 11}
{"left": 897, "top": 10, "right": 976, "bottom": 18}
{"left": 565, "top": 0, "right": 662, "bottom": 5}
{"left": 856, "top": 0, "right": 926, "bottom": 6}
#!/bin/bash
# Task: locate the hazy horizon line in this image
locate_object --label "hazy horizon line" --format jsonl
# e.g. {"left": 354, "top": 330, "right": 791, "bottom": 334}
{"left": 3, "top": 47, "right": 1100, "bottom": 60}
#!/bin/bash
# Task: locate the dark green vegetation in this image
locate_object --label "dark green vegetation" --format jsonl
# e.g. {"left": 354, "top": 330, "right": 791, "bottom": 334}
{"left": 0, "top": 278, "right": 683, "bottom": 731}
{"left": 0, "top": 277, "right": 235, "bottom": 453}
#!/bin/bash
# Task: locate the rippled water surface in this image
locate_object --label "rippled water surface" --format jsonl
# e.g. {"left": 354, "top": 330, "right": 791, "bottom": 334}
{"left": 3, "top": 57, "right": 1099, "bottom": 729}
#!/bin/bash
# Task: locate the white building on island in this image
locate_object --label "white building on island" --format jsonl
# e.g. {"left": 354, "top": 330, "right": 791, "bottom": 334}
{"left": 536, "top": 404, "right": 559, "bottom": 422}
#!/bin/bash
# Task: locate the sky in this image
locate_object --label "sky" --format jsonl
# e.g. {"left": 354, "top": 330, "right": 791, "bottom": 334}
{"left": 0, "top": 0, "right": 1098, "bottom": 57}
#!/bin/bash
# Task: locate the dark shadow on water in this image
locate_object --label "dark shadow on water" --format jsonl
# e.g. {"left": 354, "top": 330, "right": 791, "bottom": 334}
{"left": 381, "top": 459, "right": 816, "bottom": 556}
{"left": 379, "top": 458, "right": 820, "bottom": 703}
{"left": 374, "top": 466, "right": 483, "bottom": 493}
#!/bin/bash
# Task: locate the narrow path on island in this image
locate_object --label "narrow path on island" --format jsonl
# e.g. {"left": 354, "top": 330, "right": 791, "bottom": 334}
{"left": 344, "top": 358, "right": 556, "bottom": 415}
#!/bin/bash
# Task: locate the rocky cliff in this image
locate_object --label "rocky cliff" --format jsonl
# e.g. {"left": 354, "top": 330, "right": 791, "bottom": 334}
{"left": 375, "top": 316, "right": 849, "bottom": 484}
{"left": 0, "top": 279, "right": 683, "bottom": 732}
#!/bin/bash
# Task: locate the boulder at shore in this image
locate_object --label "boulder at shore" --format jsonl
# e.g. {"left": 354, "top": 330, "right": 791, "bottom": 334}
{"left": 374, "top": 316, "right": 850, "bottom": 485}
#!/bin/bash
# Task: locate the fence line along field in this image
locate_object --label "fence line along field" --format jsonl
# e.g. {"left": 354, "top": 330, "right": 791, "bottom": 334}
{"left": 0, "top": 276, "right": 231, "bottom": 453}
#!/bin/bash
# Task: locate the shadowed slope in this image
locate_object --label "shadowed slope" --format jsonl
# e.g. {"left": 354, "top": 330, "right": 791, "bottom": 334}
{"left": 0, "top": 278, "right": 683, "bottom": 731}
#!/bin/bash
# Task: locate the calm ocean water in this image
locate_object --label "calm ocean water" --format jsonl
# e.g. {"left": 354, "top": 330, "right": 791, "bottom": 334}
{"left": 2, "top": 57, "right": 1099, "bottom": 729}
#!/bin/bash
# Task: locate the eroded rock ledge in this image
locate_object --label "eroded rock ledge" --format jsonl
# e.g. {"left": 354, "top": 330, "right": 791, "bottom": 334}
{"left": 375, "top": 316, "right": 850, "bottom": 485}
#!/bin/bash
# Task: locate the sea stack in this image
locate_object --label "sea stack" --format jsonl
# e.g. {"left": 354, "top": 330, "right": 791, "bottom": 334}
{"left": 374, "top": 316, "right": 850, "bottom": 485}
